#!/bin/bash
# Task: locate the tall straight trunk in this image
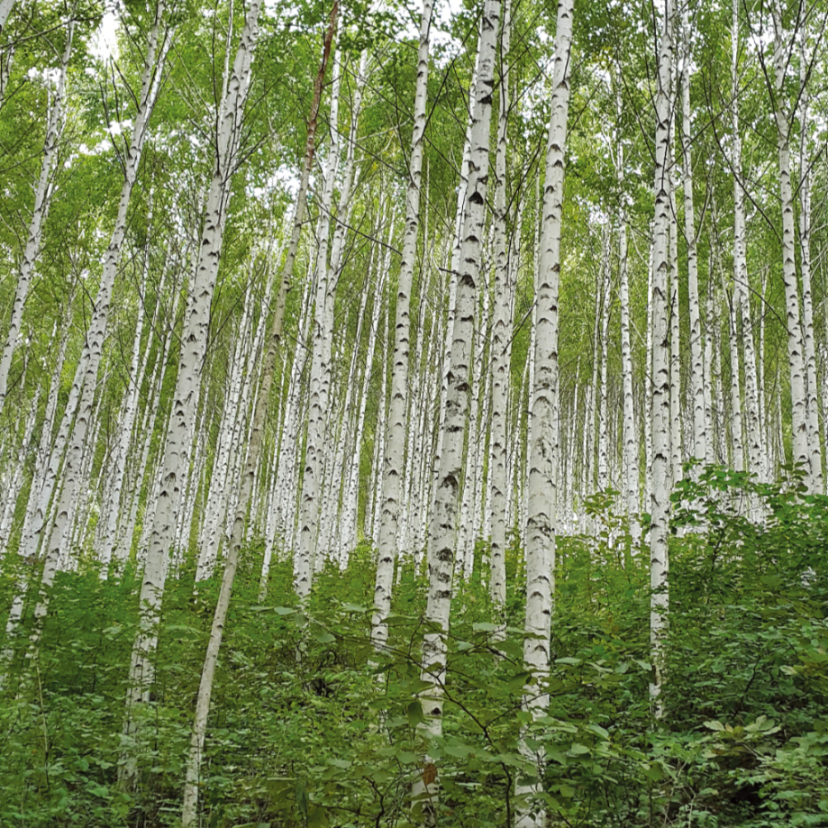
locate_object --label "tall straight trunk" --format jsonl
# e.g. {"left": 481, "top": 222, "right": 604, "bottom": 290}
{"left": 680, "top": 22, "right": 706, "bottom": 465}
{"left": 371, "top": 0, "right": 433, "bottom": 650}
{"left": 490, "top": 0, "right": 513, "bottom": 606}
{"left": 260, "top": 5, "right": 338, "bottom": 595}
{"left": 516, "top": 1, "right": 573, "bottom": 823}
{"left": 770, "top": 1, "right": 810, "bottom": 485}
{"left": 724, "top": 287, "right": 745, "bottom": 471}
{"left": 597, "top": 223, "right": 611, "bottom": 491}
{"left": 731, "top": 0, "right": 762, "bottom": 480}
{"left": 0, "top": 19, "right": 74, "bottom": 414}
{"left": 645, "top": 245, "right": 654, "bottom": 506}
{"left": 368, "top": 302, "right": 391, "bottom": 542}
{"left": 585, "top": 277, "right": 600, "bottom": 498}
{"left": 797, "top": 4, "right": 822, "bottom": 490}
{"left": 617, "top": 85, "right": 639, "bottom": 537}
{"left": 649, "top": 0, "right": 674, "bottom": 714}
{"left": 703, "top": 264, "right": 716, "bottom": 467}
{"left": 123, "top": 1, "right": 263, "bottom": 769}
{"left": 413, "top": 1, "right": 500, "bottom": 818}
{"left": 294, "top": 33, "right": 345, "bottom": 599}
{"left": 669, "top": 183, "right": 681, "bottom": 486}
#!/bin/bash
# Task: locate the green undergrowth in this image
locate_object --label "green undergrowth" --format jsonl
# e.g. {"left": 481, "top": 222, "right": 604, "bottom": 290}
{"left": 0, "top": 470, "right": 827, "bottom": 827}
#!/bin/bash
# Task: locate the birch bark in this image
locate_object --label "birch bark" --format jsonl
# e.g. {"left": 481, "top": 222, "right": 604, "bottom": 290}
{"left": 0, "top": 20, "right": 74, "bottom": 415}
{"left": 731, "top": 0, "right": 762, "bottom": 480}
{"left": 489, "top": 0, "right": 513, "bottom": 603}
{"left": 23, "top": 11, "right": 171, "bottom": 651}
{"left": 616, "top": 88, "right": 639, "bottom": 538}
{"left": 680, "top": 21, "right": 707, "bottom": 466}
{"left": 371, "top": 0, "right": 433, "bottom": 650}
{"left": 649, "top": 0, "right": 674, "bottom": 714}
{"left": 123, "top": 1, "right": 262, "bottom": 768}
{"left": 770, "top": 0, "right": 811, "bottom": 485}
{"left": 294, "top": 33, "right": 344, "bottom": 599}
{"left": 414, "top": 1, "right": 499, "bottom": 817}
{"left": 516, "top": 2, "right": 573, "bottom": 821}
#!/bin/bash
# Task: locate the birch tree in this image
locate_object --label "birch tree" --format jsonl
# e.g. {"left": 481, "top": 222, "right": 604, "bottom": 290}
{"left": 371, "top": 0, "right": 433, "bottom": 651}
{"left": 413, "top": 0, "right": 500, "bottom": 817}
{"left": 0, "top": 17, "right": 75, "bottom": 415}
{"left": 649, "top": 0, "right": 675, "bottom": 713}
{"left": 517, "top": 0, "right": 572, "bottom": 821}
{"left": 123, "top": 0, "right": 263, "bottom": 770}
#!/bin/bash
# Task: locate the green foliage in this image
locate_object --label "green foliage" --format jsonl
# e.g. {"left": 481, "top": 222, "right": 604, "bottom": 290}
{"left": 1, "top": 474, "right": 827, "bottom": 826}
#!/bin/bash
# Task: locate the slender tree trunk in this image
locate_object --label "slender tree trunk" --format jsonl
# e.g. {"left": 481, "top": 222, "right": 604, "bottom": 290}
{"left": 771, "top": 1, "right": 810, "bottom": 486}
{"left": 649, "top": 0, "right": 674, "bottom": 714}
{"left": 414, "top": 1, "right": 500, "bottom": 818}
{"left": 597, "top": 223, "right": 612, "bottom": 491}
{"left": 516, "top": 1, "right": 573, "bottom": 823}
{"left": 0, "top": 19, "right": 74, "bottom": 414}
{"left": 371, "top": 0, "right": 433, "bottom": 650}
{"left": 489, "top": 0, "right": 513, "bottom": 605}
{"left": 680, "top": 23, "right": 706, "bottom": 466}
{"left": 797, "top": 4, "right": 822, "bottom": 490}
{"left": 617, "top": 84, "right": 639, "bottom": 539}
{"left": 123, "top": 2, "right": 263, "bottom": 778}
{"left": 295, "top": 30, "right": 345, "bottom": 599}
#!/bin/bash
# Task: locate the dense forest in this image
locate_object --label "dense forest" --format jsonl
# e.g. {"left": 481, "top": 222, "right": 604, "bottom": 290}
{"left": 1, "top": 0, "right": 827, "bottom": 825}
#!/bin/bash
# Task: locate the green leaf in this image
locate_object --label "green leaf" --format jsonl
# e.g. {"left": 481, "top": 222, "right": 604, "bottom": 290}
{"left": 407, "top": 700, "right": 425, "bottom": 726}
{"left": 586, "top": 724, "right": 609, "bottom": 739}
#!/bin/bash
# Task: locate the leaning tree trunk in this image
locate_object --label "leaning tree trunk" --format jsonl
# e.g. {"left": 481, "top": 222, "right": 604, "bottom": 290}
{"left": 516, "top": 1, "right": 573, "bottom": 823}
{"left": 0, "top": 19, "right": 74, "bottom": 415}
{"left": 179, "top": 13, "right": 340, "bottom": 818}
{"left": 12, "top": 11, "right": 171, "bottom": 658}
{"left": 122, "top": 0, "right": 263, "bottom": 781}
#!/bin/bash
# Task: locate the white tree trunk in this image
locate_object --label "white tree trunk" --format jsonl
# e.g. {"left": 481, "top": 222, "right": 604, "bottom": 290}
{"left": 123, "top": 1, "right": 262, "bottom": 768}
{"left": 414, "top": 1, "right": 500, "bottom": 817}
{"left": 370, "top": 0, "right": 433, "bottom": 650}
{"left": 680, "top": 27, "right": 706, "bottom": 467}
{"left": 771, "top": 1, "right": 811, "bottom": 486}
{"left": 649, "top": 0, "right": 674, "bottom": 714}
{"left": 0, "top": 19, "right": 74, "bottom": 414}
{"left": 797, "top": 5, "right": 822, "bottom": 490}
{"left": 294, "top": 34, "right": 345, "bottom": 599}
{"left": 516, "top": 2, "right": 573, "bottom": 822}
{"left": 597, "top": 223, "right": 612, "bottom": 491}
{"left": 490, "top": 0, "right": 513, "bottom": 603}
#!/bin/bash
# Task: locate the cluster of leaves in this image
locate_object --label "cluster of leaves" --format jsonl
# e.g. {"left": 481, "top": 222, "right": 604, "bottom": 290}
{"left": 1, "top": 471, "right": 827, "bottom": 826}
